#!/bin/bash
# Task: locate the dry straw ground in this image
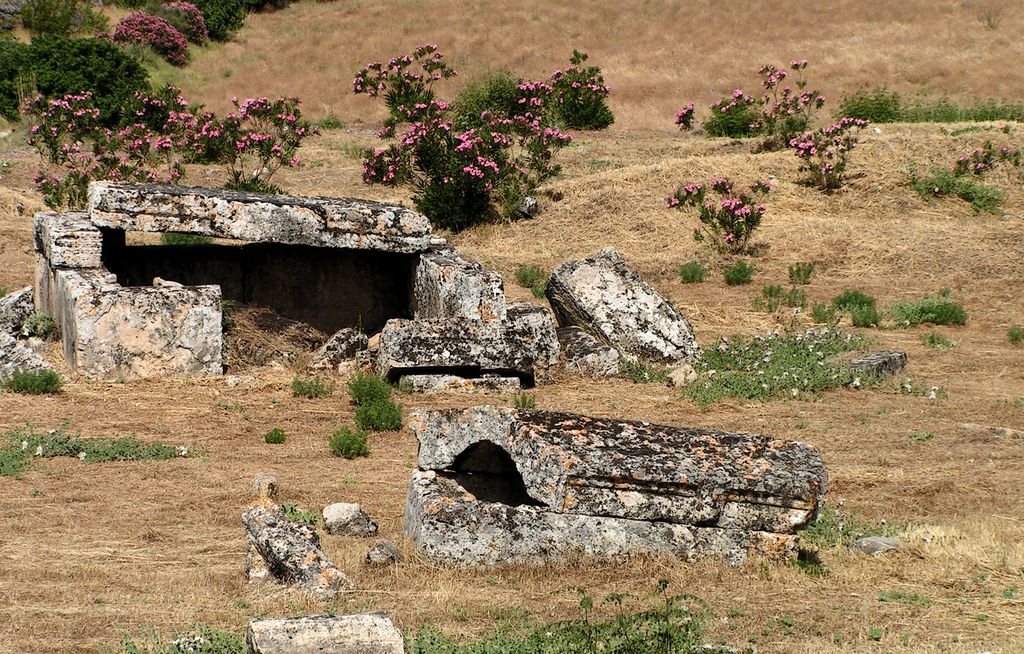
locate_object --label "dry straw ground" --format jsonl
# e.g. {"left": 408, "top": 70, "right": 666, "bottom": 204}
{"left": 1, "top": 1, "right": 1024, "bottom": 652}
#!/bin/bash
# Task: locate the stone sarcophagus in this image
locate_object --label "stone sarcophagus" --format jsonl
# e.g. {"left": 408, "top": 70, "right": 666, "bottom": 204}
{"left": 404, "top": 406, "right": 828, "bottom": 566}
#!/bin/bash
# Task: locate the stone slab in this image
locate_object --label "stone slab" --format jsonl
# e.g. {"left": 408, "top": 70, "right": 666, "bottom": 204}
{"left": 0, "top": 287, "right": 35, "bottom": 336}
{"left": 414, "top": 247, "right": 506, "bottom": 321}
{"left": 33, "top": 212, "right": 103, "bottom": 269}
{"left": 247, "top": 614, "right": 403, "bottom": 654}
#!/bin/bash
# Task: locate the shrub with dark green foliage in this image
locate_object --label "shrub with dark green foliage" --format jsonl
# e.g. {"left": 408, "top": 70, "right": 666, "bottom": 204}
{"left": 702, "top": 90, "right": 761, "bottom": 138}
{"left": 810, "top": 303, "right": 837, "bottom": 324}
{"left": 838, "top": 87, "right": 1024, "bottom": 123}
{"left": 291, "top": 375, "right": 334, "bottom": 398}
{"left": 514, "top": 264, "right": 548, "bottom": 298}
{"left": 909, "top": 164, "right": 1006, "bottom": 214}
{"left": 850, "top": 304, "right": 880, "bottom": 327}
{"left": 1008, "top": 327, "right": 1024, "bottom": 344}
{"left": 889, "top": 291, "right": 967, "bottom": 326}
{"left": 347, "top": 372, "right": 391, "bottom": 406}
{"left": 677, "top": 261, "right": 707, "bottom": 284}
{"left": 354, "top": 398, "right": 402, "bottom": 432}
{"left": 329, "top": 426, "right": 369, "bottom": 458}
{"left": 831, "top": 289, "right": 876, "bottom": 312}
{"left": 242, "top": 0, "right": 293, "bottom": 12}
{"left": 263, "top": 427, "right": 286, "bottom": 444}
{"left": 837, "top": 87, "right": 902, "bottom": 123}
{"left": 547, "top": 50, "right": 614, "bottom": 130}
{"left": 3, "top": 369, "right": 62, "bottom": 394}
{"left": 190, "top": 0, "right": 244, "bottom": 41}
{"left": 722, "top": 261, "right": 754, "bottom": 285}
{"left": 454, "top": 69, "right": 526, "bottom": 130}
{"left": 20, "top": 0, "right": 108, "bottom": 36}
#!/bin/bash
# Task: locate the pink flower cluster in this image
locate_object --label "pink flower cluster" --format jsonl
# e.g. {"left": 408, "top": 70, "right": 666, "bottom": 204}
{"left": 161, "top": 1, "right": 208, "bottom": 45}
{"left": 789, "top": 117, "right": 869, "bottom": 190}
{"left": 666, "top": 177, "right": 771, "bottom": 253}
{"left": 711, "top": 89, "right": 756, "bottom": 114}
{"left": 352, "top": 43, "right": 456, "bottom": 98}
{"left": 674, "top": 103, "right": 695, "bottom": 130}
{"left": 113, "top": 12, "right": 189, "bottom": 66}
{"left": 951, "top": 140, "right": 1022, "bottom": 176}
{"left": 750, "top": 62, "right": 825, "bottom": 140}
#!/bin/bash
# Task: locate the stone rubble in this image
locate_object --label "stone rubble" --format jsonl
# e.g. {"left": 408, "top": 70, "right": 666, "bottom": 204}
{"left": 0, "top": 331, "right": 50, "bottom": 378}
{"left": 246, "top": 614, "right": 404, "bottom": 654}
{"left": 414, "top": 247, "right": 506, "bottom": 321}
{"left": 322, "top": 502, "right": 378, "bottom": 537}
{"left": 310, "top": 328, "right": 369, "bottom": 370}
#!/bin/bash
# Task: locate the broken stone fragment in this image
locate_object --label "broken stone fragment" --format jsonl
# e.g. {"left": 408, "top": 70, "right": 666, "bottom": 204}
{"left": 322, "top": 502, "right": 378, "bottom": 537}
{"left": 850, "top": 536, "right": 902, "bottom": 556}
{"left": 365, "top": 539, "right": 402, "bottom": 565}
{"left": 414, "top": 247, "right": 506, "bottom": 321}
{"left": 0, "top": 331, "right": 50, "bottom": 379}
{"left": 0, "top": 287, "right": 35, "bottom": 336}
{"left": 246, "top": 614, "right": 404, "bottom": 654}
{"left": 251, "top": 472, "right": 279, "bottom": 499}
{"left": 556, "top": 326, "right": 621, "bottom": 378}
{"left": 310, "top": 328, "right": 369, "bottom": 370}
{"left": 545, "top": 247, "right": 698, "bottom": 363}
{"left": 399, "top": 373, "right": 521, "bottom": 395}
{"left": 88, "top": 182, "right": 433, "bottom": 254}
{"left": 848, "top": 351, "right": 907, "bottom": 379}
{"left": 242, "top": 505, "right": 351, "bottom": 594}
{"left": 33, "top": 212, "right": 102, "bottom": 270}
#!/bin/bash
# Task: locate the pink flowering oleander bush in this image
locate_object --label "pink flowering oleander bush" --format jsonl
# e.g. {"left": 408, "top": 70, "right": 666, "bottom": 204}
{"left": 667, "top": 178, "right": 771, "bottom": 254}
{"left": 547, "top": 50, "right": 613, "bottom": 130}
{"left": 156, "top": 1, "right": 208, "bottom": 45}
{"left": 354, "top": 45, "right": 571, "bottom": 231}
{"left": 702, "top": 89, "right": 760, "bottom": 138}
{"left": 951, "top": 140, "right": 1022, "bottom": 176}
{"left": 790, "top": 117, "right": 869, "bottom": 190}
{"left": 113, "top": 12, "right": 189, "bottom": 66}
{"left": 750, "top": 60, "right": 826, "bottom": 148}
{"left": 674, "top": 102, "right": 695, "bottom": 131}
{"left": 24, "top": 86, "right": 314, "bottom": 208}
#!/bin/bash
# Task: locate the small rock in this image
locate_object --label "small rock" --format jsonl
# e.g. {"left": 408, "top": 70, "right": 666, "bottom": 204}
{"left": 225, "top": 374, "right": 252, "bottom": 388}
{"left": 850, "top": 536, "right": 902, "bottom": 556}
{"left": 310, "top": 328, "right": 369, "bottom": 369}
{"left": 152, "top": 277, "right": 183, "bottom": 288}
{"left": 366, "top": 539, "right": 402, "bottom": 565}
{"left": 323, "top": 502, "right": 378, "bottom": 537}
{"left": 666, "top": 362, "right": 698, "bottom": 387}
{"left": 516, "top": 195, "right": 539, "bottom": 218}
{"left": 251, "top": 472, "right": 279, "bottom": 499}
{"left": 247, "top": 614, "right": 404, "bottom": 654}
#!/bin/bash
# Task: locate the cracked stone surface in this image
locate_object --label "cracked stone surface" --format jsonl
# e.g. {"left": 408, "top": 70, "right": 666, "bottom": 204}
{"left": 247, "top": 614, "right": 403, "bottom": 654}
{"left": 33, "top": 212, "right": 102, "bottom": 269}
{"left": 557, "top": 326, "right": 622, "bottom": 378}
{"left": 242, "top": 505, "right": 351, "bottom": 595}
{"left": 545, "top": 247, "right": 698, "bottom": 363}
{"left": 89, "top": 182, "right": 434, "bottom": 253}
{"left": 0, "top": 332, "right": 50, "bottom": 378}
{"left": 0, "top": 287, "right": 35, "bottom": 336}
{"left": 849, "top": 351, "right": 907, "bottom": 379}
{"left": 404, "top": 406, "right": 826, "bottom": 566}
{"left": 414, "top": 247, "right": 505, "bottom": 321}
{"left": 310, "top": 328, "right": 369, "bottom": 370}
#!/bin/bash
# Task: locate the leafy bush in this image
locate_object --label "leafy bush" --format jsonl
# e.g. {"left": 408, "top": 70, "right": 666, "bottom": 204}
{"left": 454, "top": 68, "right": 526, "bottom": 130}
{"left": 840, "top": 87, "right": 1024, "bottom": 123}
{"left": 909, "top": 166, "right": 1005, "bottom": 213}
{"left": 3, "top": 369, "right": 62, "bottom": 394}
{"left": 837, "top": 87, "right": 902, "bottom": 123}
{"left": 263, "top": 427, "right": 286, "bottom": 444}
{"left": 1, "top": 426, "right": 189, "bottom": 475}
{"left": 674, "top": 102, "right": 695, "bottom": 131}
{"left": 788, "top": 261, "right": 814, "bottom": 285}
{"left": 889, "top": 291, "right": 967, "bottom": 326}
{"left": 790, "top": 117, "right": 870, "bottom": 190}
{"left": 751, "top": 60, "right": 826, "bottom": 148}
{"left": 329, "top": 426, "right": 369, "bottom": 458}
{"left": 243, "top": 0, "right": 294, "bottom": 12}
{"left": 722, "top": 261, "right": 754, "bottom": 285}
{"left": 831, "top": 289, "right": 876, "bottom": 312}
{"left": 154, "top": 1, "right": 209, "bottom": 45}
{"left": 20, "top": 0, "right": 108, "bottom": 36}
{"left": 850, "top": 304, "right": 880, "bottom": 327}
{"left": 702, "top": 89, "right": 760, "bottom": 137}
{"left": 190, "top": 0, "right": 244, "bottom": 41}
{"left": 113, "top": 12, "right": 190, "bottom": 67}
{"left": 677, "top": 261, "right": 706, "bottom": 283}
{"left": 354, "top": 398, "right": 402, "bottom": 431}
{"left": 280, "top": 502, "right": 318, "bottom": 526}
{"left": 514, "top": 264, "right": 548, "bottom": 297}
{"left": 667, "top": 178, "right": 771, "bottom": 253}
{"left": 291, "top": 375, "right": 334, "bottom": 398}
{"left": 25, "top": 312, "right": 58, "bottom": 339}
{"left": 547, "top": 49, "right": 614, "bottom": 130}
{"left": 810, "top": 303, "right": 837, "bottom": 324}
{"left": 347, "top": 372, "right": 391, "bottom": 406}
{"left": 1008, "top": 327, "right": 1024, "bottom": 344}
{"left": 922, "top": 332, "right": 956, "bottom": 349}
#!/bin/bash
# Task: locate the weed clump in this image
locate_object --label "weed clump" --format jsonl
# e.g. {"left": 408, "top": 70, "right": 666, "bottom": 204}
{"left": 263, "top": 428, "right": 286, "bottom": 444}
{"left": 329, "top": 426, "right": 369, "bottom": 459}
{"left": 347, "top": 373, "right": 391, "bottom": 406}
{"left": 513, "top": 392, "right": 536, "bottom": 410}
{"left": 280, "top": 502, "right": 318, "bottom": 526}
{"left": 723, "top": 261, "right": 754, "bottom": 285}
{"left": 354, "top": 400, "right": 402, "bottom": 432}
{"left": 1009, "top": 326, "right": 1024, "bottom": 344}
{"left": 889, "top": 291, "right": 967, "bottom": 327}
{"left": 620, "top": 359, "right": 670, "bottom": 384}
{"left": 514, "top": 264, "right": 548, "bottom": 298}
{"left": 788, "top": 261, "right": 814, "bottom": 285}
{"left": 291, "top": 375, "right": 334, "bottom": 399}
{"left": 3, "top": 369, "right": 62, "bottom": 394}
{"left": 677, "top": 261, "right": 707, "bottom": 284}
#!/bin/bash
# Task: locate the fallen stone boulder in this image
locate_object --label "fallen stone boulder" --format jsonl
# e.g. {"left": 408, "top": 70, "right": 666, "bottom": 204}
{"left": 323, "top": 502, "right": 378, "bottom": 537}
{"left": 310, "top": 328, "right": 369, "bottom": 370}
{"left": 0, "top": 287, "right": 35, "bottom": 336}
{"left": 557, "top": 326, "right": 621, "bottom": 378}
{"left": 405, "top": 406, "right": 827, "bottom": 566}
{"left": 848, "top": 351, "right": 907, "bottom": 379}
{"left": 414, "top": 247, "right": 506, "bottom": 321}
{"left": 0, "top": 332, "right": 50, "bottom": 379}
{"left": 242, "top": 505, "right": 351, "bottom": 594}
{"left": 247, "top": 614, "right": 403, "bottom": 654}
{"left": 545, "top": 248, "right": 698, "bottom": 363}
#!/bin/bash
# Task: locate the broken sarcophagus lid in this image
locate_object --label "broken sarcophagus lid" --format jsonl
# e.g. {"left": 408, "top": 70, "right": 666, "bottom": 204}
{"left": 404, "top": 406, "right": 828, "bottom": 566}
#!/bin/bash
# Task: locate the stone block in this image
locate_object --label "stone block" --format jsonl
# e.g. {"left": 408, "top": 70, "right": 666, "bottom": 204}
{"left": 557, "top": 326, "right": 621, "bottom": 378}
{"left": 322, "top": 502, "right": 378, "bottom": 537}
{"left": 399, "top": 374, "right": 521, "bottom": 395}
{"left": 414, "top": 247, "right": 505, "bottom": 321}
{"left": 247, "top": 614, "right": 403, "bottom": 654}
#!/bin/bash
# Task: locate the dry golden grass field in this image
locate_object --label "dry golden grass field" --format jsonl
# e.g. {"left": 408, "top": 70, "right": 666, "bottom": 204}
{"left": 2, "top": 1, "right": 1024, "bottom": 652}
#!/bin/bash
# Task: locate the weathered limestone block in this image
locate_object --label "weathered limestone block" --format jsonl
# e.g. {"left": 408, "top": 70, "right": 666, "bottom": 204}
{"left": 89, "top": 182, "right": 434, "bottom": 253}
{"left": 399, "top": 374, "right": 521, "bottom": 395}
{"left": 55, "top": 269, "right": 222, "bottom": 379}
{"left": 849, "top": 351, "right": 907, "bottom": 379}
{"left": 0, "top": 287, "right": 35, "bottom": 336}
{"left": 405, "top": 406, "right": 827, "bottom": 566}
{"left": 557, "top": 326, "right": 621, "bottom": 378}
{"left": 414, "top": 247, "right": 506, "bottom": 321}
{"left": 323, "top": 502, "right": 378, "bottom": 537}
{"left": 33, "top": 212, "right": 102, "bottom": 269}
{"left": 0, "top": 332, "right": 50, "bottom": 378}
{"left": 375, "top": 305, "right": 559, "bottom": 385}
{"left": 405, "top": 471, "right": 797, "bottom": 566}
{"left": 310, "top": 328, "right": 369, "bottom": 370}
{"left": 247, "top": 614, "right": 404, "bottom": 654}
{"left": 242, "top": 505, "right": 351, "bottom": 594}
{"left": 366, "top": 539, "right": 402, "bottom": 565}
{"left": 545, "top": 248, "right": 698, "bottom": 363}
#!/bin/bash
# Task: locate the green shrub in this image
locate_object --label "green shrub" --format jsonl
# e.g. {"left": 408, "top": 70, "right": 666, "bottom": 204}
{"left": 811, "top": 303, "right": 837, "bottom": 324}
{"left": 1009, "top": 326, "right": 1024, "bottom": 344}
{"left": 514, "top": 264, "right": 545, "bottom": 288}
{"left": 723, "top": 261, "right": 754, "bottom": 285}
{"left": 263, "top": 427, "right": 286, "bottom": 444}
{"left": 25, "top": 312, "right": 57, "bottom": 340}
{"left": 785, "top": 287, "right": 807, "bottom": 309}
{"left": 702, "top": 95, "right": 761, "bottom": 138}
{"left": 291, "top": 375, "right": 334, "bottom": 399}
{"left": 1, "top": 426, "right": 189, "bottom": 476}
{"left": 677, "top": 261, "right": 707, "bottom": 284}
{"left": 910, "top": 165, "right": 1006, "bottom": 213}
{"left": 347, "top": 372, "right": 391, "bottom": 406}
{"left": 837, "top": 87, "right": 902, "bottom": 123}
{"left": 512, "top": 392, "right": 536, "bottom": 410}
{"left": 752, "top": 284, "right": 784, "bottom": 312}
{"left": 20, "top": 0, "right": 108, "bottom": 36}
{"left": 3, "top": 369, "right": 62, "bottom": 394}
{"left": 850, "top": 304, "right": 880, "bottom": 328}
{"left": 280, "top": 502, "right": 318, "bottom": 526}
{"left": 160, "top": 232, "right": 214, "bottom": 245}
{"left": 788, "top": 261, "right": 814, "bottom": 285}
{"left": 191, "top": 0, "right": 245, "bottom": 41}
{"left": 889, "top": 291, "right": 967, "bottom": 326}
{"left": 838, "top": 87, "right": 1024, "bottom": 124}
{"left": 329, "top": 426, "right": 369, "bottom": 458}
{"left": 243, "top": 0, "right": 294, "bottom": 12}
{"left": 354, "top": 399, "right": 402, "bottom": 431}
{"left": 316, "top": 112, "right": 344, "bottom": 129}
{"left": 831, "top": 289, "right": 876, "bottom": 312}
{"left": 922, "top": 332, "right": 956, "bottom": 349}
{"left": 548, "top": 50, "right": 614, "bottom": 130}
{"left": 0, "top": 446, "right": 32, "bottom": 478}
{"left": 454, "top": 68, "right": 525, "bottom": 130}
{"left": 620, "top": 358, "right": 670, "bottom": 384}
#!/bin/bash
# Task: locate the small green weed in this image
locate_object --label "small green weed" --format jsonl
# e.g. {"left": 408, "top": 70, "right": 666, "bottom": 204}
{"left": 280, "top": 502, "right": 319, "bottom": 526}
{"left": 878, "top": 591, "right": 933, "bottom": 607}
{"left": 799, "top": 507, "right": 903, "bottom": 548}
{"left": 723, "top": 261, "right": 754, "bottom": 285}
{"left": 160, "top": 232, "right": 213, "bottom": 246}
{"left": 909, "top": 431, "right": 935, "bottom": 442}
{"left": 868, "top": 627, "right": 883, "bottom": 642}
{"left": 810, "top": 303, "right": 837, "bottom": 324}
{"left": 784, "top": 287, "right": 806, "bottom": 308}
{"left": 788, "top": 262, "right": 814, "bottom": 285}
{"left": 1008, "top": 326, "right": 1024, "bottom": 344}
{"left": 678, "top": 261, "right": 707, "bottom": 284}
{"left": 514, "top": 264, "right": 548, "bottom": 298}
{"left": 922, "top": 332, "right": 957, "bottom": 349}
{"left": 832, "top": 289, "right": 876, "bottom": 312}
{"left": 1002, "top": 586, "right": 1019, "bottom": 599}
{"left": 317, "top": 112, "right": 345, "bottom": 129}
{"left": 2, "top": 368, "right": 62, "bottom": 394}
{"left": 620, "top": 359, "right": 670, "bottom": 384}
{"left": 291, "top": 375, "right": 334, "bottom": 399}
{"left": 25, "top": 312, "right": 58, "bottom": 340}
{"left": 513, "top": 392, "right": 537, "bottom": 409}
{"left": 329, "top": 426, "right": 370, "bottom": 459}
{"left": 111, "top": 623, "right": 245, "bottom": 654}
{"left": 889, "top": 290, "right": 967, "bottom": 326}
{"left": 263, "top": 428, "right": 286, "bottom": 444}
{"left": 850, "top": 304, "right": 880, "bottom": 327}
{"left": 347, "top": 373, "right": 392, "bottom": 405}
{"left": 354, "top": 399, "right": 402, "bottom": 431}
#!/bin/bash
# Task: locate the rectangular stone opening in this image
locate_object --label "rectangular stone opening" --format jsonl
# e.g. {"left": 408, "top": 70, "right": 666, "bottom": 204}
{"left": 99, "top": 229, "right": 417, "bottom": 334}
